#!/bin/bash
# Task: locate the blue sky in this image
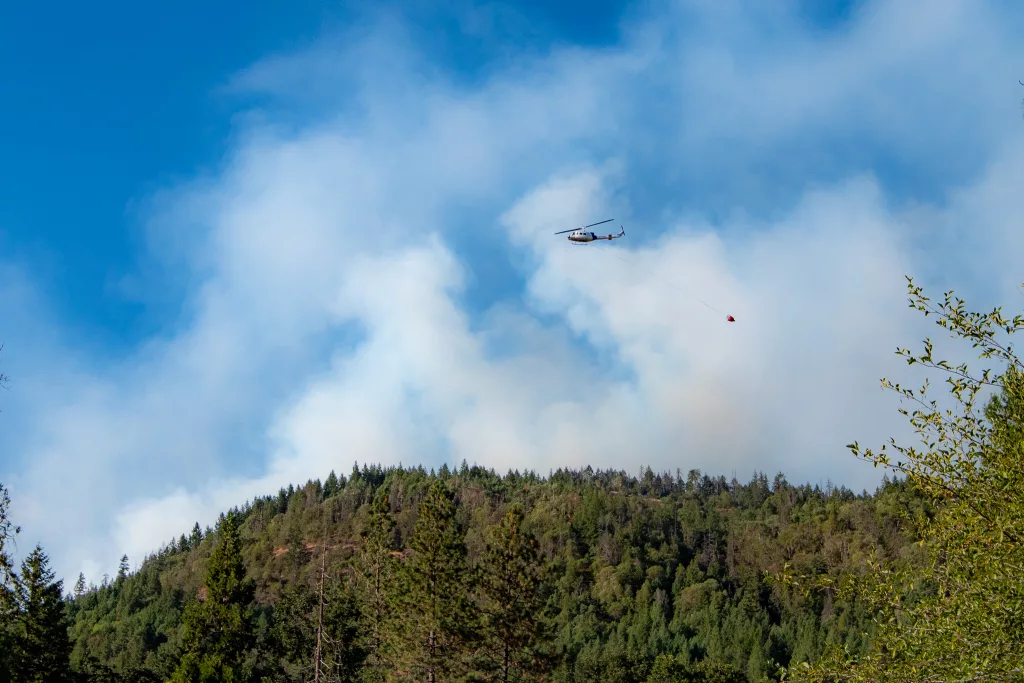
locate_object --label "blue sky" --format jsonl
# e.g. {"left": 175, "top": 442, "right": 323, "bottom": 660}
{"left": 0, "top": 0, "right": 646, "bottom": 355}
{"left": 2, "top": 0, "right": 1024, "bottom": 585}
{"left": 1, "top": 2, "right": 324, "bottom": 347}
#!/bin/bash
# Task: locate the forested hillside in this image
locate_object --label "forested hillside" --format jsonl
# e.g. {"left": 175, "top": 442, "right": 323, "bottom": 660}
{"left": 59, "top": 464, "right": 925, "bottom": 682}
{"left": 3, "top": 279, "right": 1022, "bottom": 682}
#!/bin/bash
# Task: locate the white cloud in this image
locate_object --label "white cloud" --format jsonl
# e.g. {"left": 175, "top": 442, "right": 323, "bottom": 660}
{"left": 2, "top": 0, "right": 1024, "bottom": 585}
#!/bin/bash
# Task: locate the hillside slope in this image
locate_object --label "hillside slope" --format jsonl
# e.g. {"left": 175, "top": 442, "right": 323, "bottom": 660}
{"left": 66, "top": 464, "right": 927, "bottom": 682}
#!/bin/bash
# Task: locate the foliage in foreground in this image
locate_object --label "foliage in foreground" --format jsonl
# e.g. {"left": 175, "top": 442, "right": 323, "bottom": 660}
{"left": 780, "top": 277, "right": 1024, "bottom": 682}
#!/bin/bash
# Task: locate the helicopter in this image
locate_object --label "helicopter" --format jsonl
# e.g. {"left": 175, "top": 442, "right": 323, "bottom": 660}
{"left": 554, "top": 218, "right": 736, "bottom": 323}
{"left": 554, "top": 218, "right": 625, "bottom": 244}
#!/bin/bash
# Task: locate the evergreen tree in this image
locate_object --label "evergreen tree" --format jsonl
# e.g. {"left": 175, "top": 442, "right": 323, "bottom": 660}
{"left": 0, "top": 484, "right": 16, "bottom": 586}
{"left": 273, "top": 579, "right": 318, "bottom": 678}
{"left": 355, "top": 487, "right": 397, "bottom": 681}
{"left": 645, "top": 655, "right": 746, "bottom": 683}
{"left": 745, "top": 644, "right": 765, "bottom": 683}
{"left": 189, "top": 522, "right": 203, "bottom": 548}
{"left": 273, "top": 555, "right": 366, "bottom": 683}
{"left": 171, "top": 512, "right": 255, "bottom": 683}
{"left": 73, "top": 573, "right": 86, "bottom": 599}
{"left": 117, "top": 555, "right": 129, "bottom": 582}
{"left": 645, "top": 654, "right": 682, "bottom": 682}
{"left": 394, "top": 479, "right": 477, "bottom": 681}
{"left": 0, "top": 483, "right": 21, "bottom": 683}
{"left": 475, "top": 503, "right": 551, "bottom": 681}
{"left": 317, "top": 567, "right": 365, "bottom": 683}
{"left": 76, "top": 654, "right": 159, "bottom": 683}
{"left": 13, "top": 545, "right": 72, "bottom": 682}
{"left": 324, "top": 471, "right": 340, "bottom": 499}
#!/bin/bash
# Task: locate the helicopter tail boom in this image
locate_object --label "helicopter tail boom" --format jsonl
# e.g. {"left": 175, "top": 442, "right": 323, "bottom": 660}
{"left": 606, "top": 225, "right": 625, "bottom": 240}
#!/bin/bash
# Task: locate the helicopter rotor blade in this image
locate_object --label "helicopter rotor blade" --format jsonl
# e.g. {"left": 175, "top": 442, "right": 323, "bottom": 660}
{"left": 554, "top": 219, "right": 614, "bottom": 234}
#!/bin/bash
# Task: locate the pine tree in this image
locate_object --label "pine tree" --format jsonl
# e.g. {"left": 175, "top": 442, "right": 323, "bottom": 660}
{"left": 272, "top": 580, "right": 318, "bottom": 679}
{"left": 0, "top": 484, "right": 16, "bottom": 586}
{"left": 646, "top": 653, "right": 683, "bottom": 682}
{"left": 311, "top": 547, "right": 330, "bottom": 683}
{"left": 475, "top": 504, "right": 551, "bottom": 682}
{"left": 189, "top": 522, "right": 203, "bottom": 548}
{"left": 13, "top": 545, "right": 72, "bottom": 682}
{"left": 117, "top": 555, "right": 129, "bottom": 582}
{"left": 171, "top": 512, "right": 255, "bottom": 683}
{"left": 0, "top": 483, "right": 21, "bottom": 683}
{"left": 645, "top": 655, "right": 746, "bottom": 683}
{"left": 73, "top": 573, "right": 86, "bottom": 598}
{"left": 355, "top": 487, "right": 397, "bottom": 681}
{"left": 394, "top": 479, "right": 477, "bottom": 682}
{"left": 324, "top": 471, "right": 340, "bottom": 499}
{"left": 746, "top": 643, "right": 765, "bottom": 683}
{"left": 273, "top": 559, "right": 365, "bottom": 683}
{"left": 317, "top": 563, "right": 365, "bottom": 683}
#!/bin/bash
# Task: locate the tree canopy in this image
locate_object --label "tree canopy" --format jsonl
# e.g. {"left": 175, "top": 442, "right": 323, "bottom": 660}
{"left": 780, "top": 277, "right": 1024, "bottom": 681}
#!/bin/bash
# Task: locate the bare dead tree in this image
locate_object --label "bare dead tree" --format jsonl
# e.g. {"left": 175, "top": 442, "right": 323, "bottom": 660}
{"left": 0, "top": 344, "right": 9, "bottom": 413}
{"left": 313, "top": 542, "right": 327, "bottom": 683}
